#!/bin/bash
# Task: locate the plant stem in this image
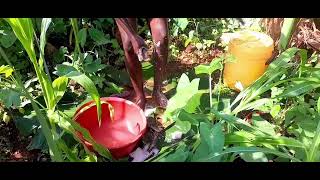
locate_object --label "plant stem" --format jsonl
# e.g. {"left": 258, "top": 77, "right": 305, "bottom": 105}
{"left": 0, "top": 46, "right": 63, "bottom": 161}
{"left": 209, "top": 74, "right": 212, "bottom": 108}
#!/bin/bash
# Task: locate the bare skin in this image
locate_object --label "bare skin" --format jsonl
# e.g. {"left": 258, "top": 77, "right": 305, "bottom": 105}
{"left": 113, "top": 18, "right": 169, "bottom": 110}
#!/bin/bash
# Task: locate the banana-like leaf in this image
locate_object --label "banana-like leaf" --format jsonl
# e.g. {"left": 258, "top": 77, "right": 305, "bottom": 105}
{"left": 64, "top": 71, "right": 102, "bottom": 126}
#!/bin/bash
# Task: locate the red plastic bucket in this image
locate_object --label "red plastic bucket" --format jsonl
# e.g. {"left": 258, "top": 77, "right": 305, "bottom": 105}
{"left": 73, "top": 97, "right": 147, "bottom": 159}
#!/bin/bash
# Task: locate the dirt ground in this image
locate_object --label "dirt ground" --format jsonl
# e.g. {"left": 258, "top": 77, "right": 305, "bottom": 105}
{"left": 0, "top": 120, "right": 49, "bottom": 162}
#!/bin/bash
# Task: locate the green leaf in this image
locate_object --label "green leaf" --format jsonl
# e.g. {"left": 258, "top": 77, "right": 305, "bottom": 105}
{"left": 165, "top": 119, "right": 191, "bottom": 142}
{"left": 58, "top": 111, "right": 113, "bottom": 160}
{"left": 195, "top": 146, "right": 301, "bottom": 162}
{"left": 78, "top": 28, "right": 87, "bottom": 48}
{"left": 64, "top": 71, "right": 102, "bottom": 125}
{"left": 89, "top": 28, "right": 109, "bottom": 46}
{"left": 183, "top": 92, "right": 204, "bottom": 113}
{"left": 0, "top": 89, "right": 21, "bottom": 107}
{"left": 27, "top": 130, "right": 48, "bottom": 151}
{"left": 52, "top": 76, "right": 68, "bottom": 105}
{"left": 194, "top": 57, "right": 223, "bottom": 75}
{"left": 174, "top": 18, "right": 189, "bottom": 31}
{"left": 192, "top": 122, "right": 224, "bottom": 162}
{"left": 0, "top": 30, "right": 17, "bottom": 48}
{"left": 201, "top": 122, "right": 224, "bottom": 153}
{"left": 5, "top": 18, "right": 36, "bottom": 63}
{"left": 277, "top": 81, "right": 320, "bottom": 98}
{"left": 164, "top": 73, "right": 200, "bottom": 119}
{"left": 159, "top": 144, "right": 189, "bottom": 162}
{"left": 177, "top": 110, "right": 212, "bottom": 125}
{"left": 84, "top": 59, "right": 107, "bottom": 73}
{"left": 270, "top": 104, "right": 281, "bottom": 118}
{"left": 225, "top": 130, "right": 305, "bottom": 149}
{"left": 251, "top": 114, "right": 276, "bottom": 136}
{"left": 40, "top": 18, "right": 51, "bottom": 56}
{"left": 0, "top": 65, "right": 14, "bottom": 77}
{"left": 307, "top": 115, "right": 320, "bottom": 161}
{"left": 14, "top": 116, "right": 39, "bottom": 136}
{"left": 298, "top": 119, "right": 318, "bottom": 138}
{"left": 55, "top": 64, "right": 77, "bottom": 76}
{"left": 176, "top": 73, "right": 191, "bottom": 92}
{"left": 236, "top": 98, "right": 273, "bottom": 113}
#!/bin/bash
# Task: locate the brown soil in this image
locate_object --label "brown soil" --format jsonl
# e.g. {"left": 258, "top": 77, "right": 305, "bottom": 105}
{"left": 0, "top": 121, "right": 49, "bottom": 162}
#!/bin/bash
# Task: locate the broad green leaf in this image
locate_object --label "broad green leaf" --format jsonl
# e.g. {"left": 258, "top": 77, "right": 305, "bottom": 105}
{"left": 277, "top": 81, "right": 320, "bottom": 98}
{"left": 6, "top": 18, "right": 56, "bottom": 110}
{"left": 0, "top": 65, "right": 13, "bottom": 77}
{"left": 194, "top": 57, "right": 223, "bottom": 75}
{"left": 52, "top": 76, "right": 68, "bottom": 105}
{"left": 192, "top": 122, "right": 224, "bottom": 162}
{"left": 55, "top": 63, "right": 77, "bottom": 76}
{"left": 164, "top": 73, "right": 200, "bottom": 120}
{"left": 200, "top": 122, "right": 224, "bottom": 153}
{"left": 183, "top": 92, "right": 204, "bottom": 113}
{"left": 298, "top": 119, "right": 318, "bottom": 138}
{"left": 0, "top": 30, "right": 17, "bottom": 48}
{"left": 89, "top": 28, "right": 109, "bottom": 45}
{"left": 0, "top": 89, "right": 21, "bottom": 107}
{"left": 14, "top": 115, "right": 39, "bottom": 136}
{"left": 165, "top": 119, "right": 191, "bottom": 142}
{"left": 27, "top": 130, "right": 48, "bottom": 151}
{"left": 159, "top": 144, "right": 189, "bottom": 162}
{"left": 78, "top": 28, "right": 87, "bottom": 48}
{"left": 5, "top": 18, "right": 36, "bottom": 63}
{"left": 176, "top": 73, "right": 190, "bottom": 92}
{"left": 64, "top": 71, "right": 102, "bottom": 125}
{"left": 177, "top": 110, "right": 212, "bottom": 125}
{"left": 192, "top": 140, "right": 211, "bottom": 161}
{"left": 84, "top": 59, "right": 107, "bottom": 73}
{"left": 174, "top": 18, "right": 189, "bottom": 31}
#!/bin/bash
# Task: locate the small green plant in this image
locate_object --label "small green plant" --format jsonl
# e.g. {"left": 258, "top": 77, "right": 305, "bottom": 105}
{"left": 0, "top": 18, "right": 114, "bottom": 162}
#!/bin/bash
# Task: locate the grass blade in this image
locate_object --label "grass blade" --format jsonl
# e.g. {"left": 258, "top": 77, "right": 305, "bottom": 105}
{"left": 195, "top": 146, "right": 301, "bottom": 162}
{"left": 277, "top": 81, "right": 320, "bottom": 98}
{"left": 307, "top": 114, "right": 320, "bottom": 162}
{"left": 279, "top": 18, "right": 298, "bottom": 51}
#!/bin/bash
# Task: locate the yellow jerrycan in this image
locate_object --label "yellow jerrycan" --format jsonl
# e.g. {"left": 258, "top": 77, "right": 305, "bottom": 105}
{"left": 223, "top": 30, "right": 274, "bottom": 91}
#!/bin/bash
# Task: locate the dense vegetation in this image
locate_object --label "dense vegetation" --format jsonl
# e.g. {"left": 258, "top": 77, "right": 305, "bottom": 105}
{"left": 1, "top": 18, "right": 320, "bottom": 162}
